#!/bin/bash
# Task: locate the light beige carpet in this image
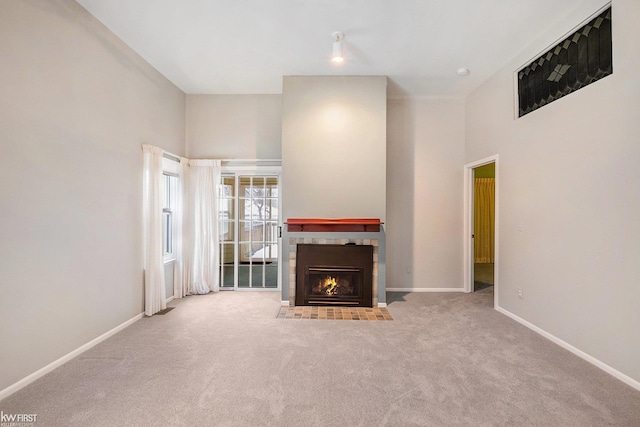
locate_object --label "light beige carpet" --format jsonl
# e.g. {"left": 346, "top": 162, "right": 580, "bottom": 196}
{"left": 1, "top": 290, "right": 639, "bottom": 426}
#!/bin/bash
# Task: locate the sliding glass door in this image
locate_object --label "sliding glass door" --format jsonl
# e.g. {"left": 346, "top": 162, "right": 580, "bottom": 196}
{"left": 219, "top": 171, "right": 280, "bottom": 290}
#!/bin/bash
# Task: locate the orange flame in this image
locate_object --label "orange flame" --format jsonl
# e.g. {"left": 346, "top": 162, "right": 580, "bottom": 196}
{"left": 323, "top": 276, "right": 338, "bottom": 295}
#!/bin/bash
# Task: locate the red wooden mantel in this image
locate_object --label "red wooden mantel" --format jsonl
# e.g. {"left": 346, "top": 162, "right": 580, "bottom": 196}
{"left": 285, "top": 218, "right": 383, "bottom": 232}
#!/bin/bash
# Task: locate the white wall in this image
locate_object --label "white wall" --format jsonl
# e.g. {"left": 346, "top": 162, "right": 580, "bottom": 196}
{"left": 281, "top": 76, "right": 387, "bottom": 221}
{"left": 186, "top": 94, "right": 282, "bottom": 159}
{"left": 387, "top": 97, "right": 466, "bottom": 290}
{"left": 0, "top": 0, "right": 185, "bottom": 392}
{"left": 466, "top": 0, "right": 640, "bottom": 384}
{"left": 187, "top": 84, "right": 465, "bottom": 295}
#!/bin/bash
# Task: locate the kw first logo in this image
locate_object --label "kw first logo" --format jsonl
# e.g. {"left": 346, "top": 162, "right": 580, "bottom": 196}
{"left": 0, "top": 411, "right": 38, "bottom": 426}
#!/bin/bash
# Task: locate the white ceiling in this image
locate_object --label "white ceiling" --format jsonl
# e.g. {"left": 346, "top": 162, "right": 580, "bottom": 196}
{"left": 75, "top": 0, "right": 590, "bottom": 98}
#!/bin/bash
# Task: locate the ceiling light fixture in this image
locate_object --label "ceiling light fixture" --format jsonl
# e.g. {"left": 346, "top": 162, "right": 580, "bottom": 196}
{"left": 332, "top": 31, "right": 345, "bottom": 63}
{"left": 457, "top": 68, "right": 471, "bottom": 76}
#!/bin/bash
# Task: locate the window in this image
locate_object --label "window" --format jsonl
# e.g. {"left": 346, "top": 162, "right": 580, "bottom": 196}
{"left": 516, "top": 6, "right": 612, "bottom": 117}
{"left": 162, "top": 172, "right": 179, "bottom": 262}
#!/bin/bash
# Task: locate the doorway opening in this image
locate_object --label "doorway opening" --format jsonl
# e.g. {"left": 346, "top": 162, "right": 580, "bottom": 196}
{"left": 219, "top": 167, "right": 282, "bottom": 291}
{"left": 464, "top": 156, "right": 499, "bottom": 306}
{"left": 473, "top": 163, "right": 495, "bottom": 292}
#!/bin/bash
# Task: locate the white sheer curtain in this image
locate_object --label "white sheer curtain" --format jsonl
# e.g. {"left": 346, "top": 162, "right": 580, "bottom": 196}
{"left": 142, "top": 144, "right": 166, "bottom": 316}
{"left": 181, "top": 159, "right": 221, "bottom": 295}
{"left": 173, "top": 158, "right": 189, "bottom": 298}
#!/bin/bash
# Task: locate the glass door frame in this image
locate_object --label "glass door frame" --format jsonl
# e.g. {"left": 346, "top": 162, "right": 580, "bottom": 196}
{"left": 220, "top": 164, "right": 282, "bottom": 291}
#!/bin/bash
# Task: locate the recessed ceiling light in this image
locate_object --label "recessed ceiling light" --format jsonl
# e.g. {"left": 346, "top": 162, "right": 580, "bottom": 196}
{"left": 457, "top": 68, "right": 471, "bottom": 76}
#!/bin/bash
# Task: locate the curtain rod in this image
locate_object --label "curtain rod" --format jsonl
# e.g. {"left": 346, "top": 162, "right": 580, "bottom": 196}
{"left": 220, "top": 159, "right": 282, "bottom": 167}
{"left": 221, "top": 159, "right": 281, "bottom": 163}
{"left": 159, "top": 149, "right": 282, "bottom": 165}
{"left": 142, "top": 144, "right": 182, "bottom": 163}
{"left": 162, "top": 151, "right": 182, "bottom": 162}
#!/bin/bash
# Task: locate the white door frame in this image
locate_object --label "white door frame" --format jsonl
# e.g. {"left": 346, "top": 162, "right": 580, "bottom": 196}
{"left": 463, "top": 155, "right": 499, "bottom": 307}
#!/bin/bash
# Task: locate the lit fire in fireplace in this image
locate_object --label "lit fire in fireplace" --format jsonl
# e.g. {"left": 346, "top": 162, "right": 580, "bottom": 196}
{"left": 297, "top": 244, "right": 372, "bottom": 306}
{"left": 312, "top": 275, "right": 354, "bottom": 296}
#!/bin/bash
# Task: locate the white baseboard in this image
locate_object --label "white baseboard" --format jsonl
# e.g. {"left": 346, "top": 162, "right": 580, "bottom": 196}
{"left": 377, "top": 302, "right": 387, "bottom": 308}
{"left": 386, "top": 287, "right": 466, "bottom": 293}
{"left": 165, "top": 296, "right": 175, "bottom": 304}
{"left": 495, "top": 306, "right": 640, "bottom": 392}
{"left": 0, "top": 312, "right": 144, "bottom": 401}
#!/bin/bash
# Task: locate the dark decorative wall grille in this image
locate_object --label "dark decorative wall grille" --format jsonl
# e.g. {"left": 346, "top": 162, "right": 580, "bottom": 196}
{"left": 518, "top": 7, "right": 612, "bottom": 117}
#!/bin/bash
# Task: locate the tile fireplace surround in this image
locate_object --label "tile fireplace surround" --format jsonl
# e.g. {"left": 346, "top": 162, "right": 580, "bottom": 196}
{"left": 284, "top": 218, "right": 385, "bottom": 307}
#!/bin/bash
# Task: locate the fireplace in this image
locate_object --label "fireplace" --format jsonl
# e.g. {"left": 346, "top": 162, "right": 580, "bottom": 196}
{"left": 295, "top": 244, "right": 373, "bottom": 307}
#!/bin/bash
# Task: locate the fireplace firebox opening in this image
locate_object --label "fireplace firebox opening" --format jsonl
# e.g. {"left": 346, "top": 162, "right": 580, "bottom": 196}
{"left": 295, "top": 244, "right": 373, "bottom": 307}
